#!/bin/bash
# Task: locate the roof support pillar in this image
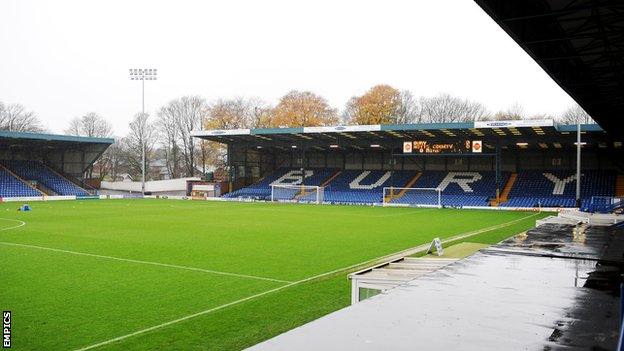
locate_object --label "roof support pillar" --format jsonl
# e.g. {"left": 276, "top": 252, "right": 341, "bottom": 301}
{"left": 301, "top": 146, "right": 306, "bottom": 186}
{"left": 227, "top": 143, "right": 233, "bottom": 193}
{"left": 495, "top": 139, "right": 501, "bottom": 202}
{"left": 576, "top": 121, "right": 582, "bottom": 207}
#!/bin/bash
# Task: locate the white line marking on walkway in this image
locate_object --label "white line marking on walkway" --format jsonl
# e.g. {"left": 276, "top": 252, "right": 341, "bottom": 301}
{"left": 0, "top": 241, "right": 292, "bottom": 284}
{"left": 0, "top": 218, "right": 26, "bottom": 231}
{"left": 72, "top": 212, "right": 540, "bottom": 351}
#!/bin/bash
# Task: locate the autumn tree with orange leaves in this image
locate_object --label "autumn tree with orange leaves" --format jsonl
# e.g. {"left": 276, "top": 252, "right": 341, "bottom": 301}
{"left": 201, "top": 97, "right": 271, "bottom": 171}
{"left": 345, "top": 85, "right": 402, "bottom": 125}
{"left": 270, "top": 91, "right": 338, "bottom": 127}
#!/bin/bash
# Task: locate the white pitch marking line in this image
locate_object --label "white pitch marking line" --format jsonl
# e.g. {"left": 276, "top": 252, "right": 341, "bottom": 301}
{"left": 0, "top": 241, "right": 292, "bottom": 284}
{"left": 72, "top": 212, "right": 540, "bottom": 351}
{"left": 0, "top": 218, "right": 26, "bottom": 231}
{"left": 373, "top": 208, "right": 437, "bottom": 218}
{"left": 249, "top": 206, "right": 434, "bottom": 218}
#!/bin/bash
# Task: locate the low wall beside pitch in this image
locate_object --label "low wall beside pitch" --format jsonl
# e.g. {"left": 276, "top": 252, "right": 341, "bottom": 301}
{"left": 101, "top": 177, "right": 201, "bottom": 195}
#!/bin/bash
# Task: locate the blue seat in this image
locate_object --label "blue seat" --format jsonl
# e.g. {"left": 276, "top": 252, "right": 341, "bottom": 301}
{"left": 2, "top": 160, "right": 89, "bottom": 196}
{"left": 0, "top": 167, "right": 41, "bottom": 198}
{"left": 222, "top": 168, "right": 617, "bottom": 209}
{"left": 393, "top": 171, "right": 508, "bottom": 207}
{"left": 501, "top": 170, "right": 616, "bottom": 208}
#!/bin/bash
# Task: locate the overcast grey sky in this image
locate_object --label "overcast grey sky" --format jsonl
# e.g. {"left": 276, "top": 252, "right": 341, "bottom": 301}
{"left": 0, "top": 0, "right": 577, "bottom": 136}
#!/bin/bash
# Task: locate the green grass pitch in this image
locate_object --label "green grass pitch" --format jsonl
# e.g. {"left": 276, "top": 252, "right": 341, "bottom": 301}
{"left": 0, "top": 199, "right": 548, "bottom": 350}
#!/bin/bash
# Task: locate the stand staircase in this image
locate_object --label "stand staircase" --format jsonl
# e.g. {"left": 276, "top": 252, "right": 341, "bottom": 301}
{"left": 384, "top": 172, "right": 422, "bottom": 203}
{"left": 43, "top": 163, "right": 91, "bottom": 194}
{"left": 490, "top": 173, "right": 517, "bottom": 206}
{"left": 320, "top": 170, "right": 342, "bottom": 187}
{"left": 293, "top": 170, "right": 342, "bottom": 201}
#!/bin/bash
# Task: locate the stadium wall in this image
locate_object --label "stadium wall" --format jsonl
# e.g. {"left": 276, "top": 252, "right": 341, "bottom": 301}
{"left": 100, "top": 177, "right": 201, "bottom": 195}
{"left": 1, "top": 195, "right": 77, "bottom": 202}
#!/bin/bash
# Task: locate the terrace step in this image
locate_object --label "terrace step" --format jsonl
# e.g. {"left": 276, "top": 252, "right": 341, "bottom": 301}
{"left": 37, "top": 183, "right": 57, "bottom": 196}
{"left": 491, "top": 172, "right": 517, "bottom": 206}
{"left": 384, "top": 172, "right": 421, "bottom": 203}
{"left": 42, "top": 163, "right": 89, "bottom": 194}
{"left": 320, "top": 170, "right": 342, "bottom": 187}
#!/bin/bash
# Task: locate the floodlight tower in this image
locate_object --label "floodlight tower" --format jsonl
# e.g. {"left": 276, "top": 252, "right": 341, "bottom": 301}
{"left": 128, "top": 68, "right": 157, "bottom": 195}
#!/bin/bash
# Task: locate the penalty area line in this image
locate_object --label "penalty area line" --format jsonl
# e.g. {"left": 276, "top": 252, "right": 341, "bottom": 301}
{"left": 72, "top": 212, "right": 540, "bottom": 351}
{"left": 0, "top": 241, "right": 291, "bottom": 284}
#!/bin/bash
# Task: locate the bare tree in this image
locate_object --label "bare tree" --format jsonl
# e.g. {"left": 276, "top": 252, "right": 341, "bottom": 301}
{"left": 123, "top": 113, "right": 156, "bottom": 180}
{"left": 491, "top": 103, "right": 525, "bottom": 120}
{"left": 64, "top": 112, "right": 114, "bottom": 179}
{"left": 65, "top": 112, "right": 113, "bottom": 137}
{"left": 156, "top": 104, "right": 183, "bottom": 179}
{"left": 396, "top": 90, "right": 423, "bottom": 124}
{"left": 94, "top": 140, "right": 124, "bottom": 181}
{"left": 341, "top": 97, "right": 357, "bottom": 124}
{"left": 560, "top": 104, "right": 594, "bottom": 124}
{"left": 206, "top": 97, "right": 271, "bottom": 129}
{"left": 0, "top": 101, "right": 45, "bottom": 132}
{"left": 420, "top": 93, "right": 490, "bottom": 123}
{"left": 158, "top": 96, "right": 209, "bottom": 177}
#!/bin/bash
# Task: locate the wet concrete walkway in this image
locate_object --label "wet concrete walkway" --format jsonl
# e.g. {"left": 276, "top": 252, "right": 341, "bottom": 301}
{"left": 247, "top": 224, "right": 623, "bottom": 351}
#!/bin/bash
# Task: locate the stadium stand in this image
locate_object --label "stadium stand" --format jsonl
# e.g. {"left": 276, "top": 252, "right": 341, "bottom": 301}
{"left": 193, "top": 120, "right": 621, "bottom": 209}
{"left": 0, "top": 166, "right": 41, "bottom": 197}
{"left": 501, "top": 170, "right": 616, "bottom": 208}
{"left": 222, "top": 168, "right": 617, "bottom": 208}
{"left": 2, "top": 160, "right": 90, "bottom": 196}
{"left": 0, "top": 131, "right": 113, "bottom": 198}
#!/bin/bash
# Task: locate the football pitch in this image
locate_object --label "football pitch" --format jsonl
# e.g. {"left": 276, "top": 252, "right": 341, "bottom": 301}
{"left": 0, "top": 199, "right": 547, "bottom": 350}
